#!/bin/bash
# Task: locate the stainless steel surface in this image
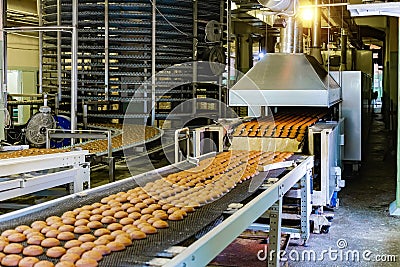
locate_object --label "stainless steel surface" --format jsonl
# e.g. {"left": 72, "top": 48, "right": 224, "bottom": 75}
{"left": 46, "top": 129, "right": 112, "bottom": 158}
{"left": 38, "top": 0, "right": 43, "bottom": 94}
{"left": 57, "top": 0, "right": 61, "bottom": 102}
{"left": 310, "top": 0, "right": 323, "bottom": 64}
{"left": 268, "top": 199, "right": 282, "bottom": 267}
{"left": 229, "top": 53, "right": 341, "bottom": 107}
{"left": 175, "top": 128, "right": 190, "bottom": 163}
{"left": 280, "top": 16, "right": 294, "bottom": 53}
{"left": 331, "top": 71, "right": 362, "bottom": 161}
{"left": 164, "top": 156, "right": 313, "bottom": 267}
{"left": 294, "top": 18, "right": 303, "bottom": 53}
{"left": 309, "top": 121, "right": 344, "bottom": 206}
{"left": 258, "top": 0, "right": 292, "bottom": 11}
{"left": 0, "top": 150, "right": 88, "bottom": 177}
{"left": 249, "top": 161, "right": 294, "bottom": 192}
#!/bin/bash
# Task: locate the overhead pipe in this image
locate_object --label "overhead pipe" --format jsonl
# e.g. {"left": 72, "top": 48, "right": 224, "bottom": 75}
{"left": 280, "top": 16, "right": 295, "bottom": 53}
{"left": 294, "top": 18, "right": 303, "bottom": 53}
{"left": 310, "top": 0, "right": 323, "bottom": 64}
{"left": 258, "top": 0, "right": 301, "bottom": 54}
{"left": 258, "top": 0, "right": 292, "bottom": 12}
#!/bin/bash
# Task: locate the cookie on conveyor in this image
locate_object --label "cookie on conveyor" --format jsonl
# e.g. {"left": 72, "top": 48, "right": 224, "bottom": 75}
{"left": 1, "top": 254, "right": 22, "bottom": 266}
{"left": 34, "top": 260, "right": 55, "bottom": 267}
{"left": 22, "top": 245, "right": 43, "bottom": 256}
{"left": 18, "top": 256, "right": 39, "bottom": 267}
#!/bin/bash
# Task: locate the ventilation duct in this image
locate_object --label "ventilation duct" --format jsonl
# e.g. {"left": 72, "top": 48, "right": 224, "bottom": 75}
{"left": 310, "top": 0, "right": 323, "bottom": 64}
{"left": 258, "top": 0, "right": 292, "bottom": 12}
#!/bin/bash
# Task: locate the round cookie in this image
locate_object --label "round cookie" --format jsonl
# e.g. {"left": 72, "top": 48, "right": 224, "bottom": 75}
{"left": 18, "top": 256, "right": 39, "bottom": 267}
{"left": 1, "top": 254, "right": 22, "bottom": 266}
{"left": 60, "top": 253, "right": 80, "bottom": 263}
{"left": 106, "top": 241, "right": 125, "bottom": 252}
{"left": 3, "top": 243, "right": 23, "bottom": 254}
{"left": 46, "top": 246, "right": 66, "bottom": 258}
{"left": 33, "top": 260, "right": 55, "bottom": 267}
{"left": 75, "top": 258, "right": 98, "bottom": 267}
{"left": 41, "top": 238, "right": 60, "bottom": 248}
{"left": 63, "top": 240, "right": 82, "bottom": 250}
{"left": 22, "top": 245, "right": 43, "bottom": 256}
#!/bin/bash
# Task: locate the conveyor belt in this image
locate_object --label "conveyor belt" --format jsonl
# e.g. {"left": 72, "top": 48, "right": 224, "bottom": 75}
{"left": 0, "top": 153, "right": 302, "bottom": 266}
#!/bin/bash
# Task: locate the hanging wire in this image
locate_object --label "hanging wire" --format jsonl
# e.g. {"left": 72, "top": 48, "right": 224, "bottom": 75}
{"left": 148, "top": 0, "right": 191, "bottom": 37}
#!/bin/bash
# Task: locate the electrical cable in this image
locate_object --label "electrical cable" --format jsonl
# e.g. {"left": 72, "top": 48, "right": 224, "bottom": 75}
{"left": 148, "top": 0, "right": 191, "bottom": 37}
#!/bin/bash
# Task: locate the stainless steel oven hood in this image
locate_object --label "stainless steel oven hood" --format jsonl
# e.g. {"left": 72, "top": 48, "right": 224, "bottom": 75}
{"left": 229, "top": 53, "right": 341, "bottom": 107}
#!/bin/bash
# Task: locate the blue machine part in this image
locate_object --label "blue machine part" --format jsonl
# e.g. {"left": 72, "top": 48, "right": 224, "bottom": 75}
{"left": 330, "top": 191, "right": 339, "bottom": 208}
{"left": 50, "top": 115, "right": 71, "bottom": 148}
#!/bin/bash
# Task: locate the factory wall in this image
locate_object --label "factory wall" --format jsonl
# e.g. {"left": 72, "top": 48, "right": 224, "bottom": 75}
{"left": 6, "top": 0, "right": 39, "bottom": 123}
{"left": 7, "top": 34, "right": 39, "bottom": 70}
{"left": 383, "top": 17, "right": 398, "bottom": 132}
{"left": 6, "top": 0, "right": 38, "bottom": 70}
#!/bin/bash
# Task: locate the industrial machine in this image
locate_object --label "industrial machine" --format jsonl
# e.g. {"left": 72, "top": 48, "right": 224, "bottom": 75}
{"left": 0, "top": 150, "right": 90, "bottom": 202}
{"left": 0, "top": 150, "right": 313, "bottom": 267}
{"left": 229, "top": 53, "right": 345, "bottom": 209}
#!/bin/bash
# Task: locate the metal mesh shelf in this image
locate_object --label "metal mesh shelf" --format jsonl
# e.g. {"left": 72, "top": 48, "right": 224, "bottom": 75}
{"left": 42, "top": 0, "right": 225, "bottom": 124}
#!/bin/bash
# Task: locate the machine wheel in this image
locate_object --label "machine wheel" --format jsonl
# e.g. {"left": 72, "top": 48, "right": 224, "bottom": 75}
{"left": 321, "top": 225, "right": 330, "bottom": 234}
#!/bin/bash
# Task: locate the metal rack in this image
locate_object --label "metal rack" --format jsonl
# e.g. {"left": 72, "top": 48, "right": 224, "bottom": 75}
{"left": 0, "top": 150, "right": 90, "bottom": 202}
{"left": 40, "top": 0, "right": 226, "bottom": 126}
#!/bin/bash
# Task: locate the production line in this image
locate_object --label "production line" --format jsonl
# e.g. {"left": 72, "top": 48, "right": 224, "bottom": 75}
{"left": 0, "top": 150, "right": 313, "bottom": 267}
{"left": 0, "top": 123, "right": 162, "bottom": 204}
{"left": 0, "top": 0, "right": 394, "bottom": 265}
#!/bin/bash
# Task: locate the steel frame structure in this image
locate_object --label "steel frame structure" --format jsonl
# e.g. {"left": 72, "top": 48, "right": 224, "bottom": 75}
{"left": 0, "top": 151, "right": 312, "bottom": 267}
{"left": 0, "top": 150, "right": 89, "bottom": 202}
{"left": 40, "top": 0, "right": 225, "bottom": 125}
{"left": 162, "top": 156, "right": 313, "bottom": 267}
{"left": 0, "top": 0, "right": 79, "bottom": 140}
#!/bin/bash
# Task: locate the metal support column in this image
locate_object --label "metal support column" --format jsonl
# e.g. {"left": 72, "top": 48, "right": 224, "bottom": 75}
{"left": 0, "top": 0, "right": 6, "bottom": 141}
{"left": 104, "top": 0, "right": 109, "bottom": 101}
{"left": 300, "top": 170, "right": 311, "bottom": 244}
{"left": 151, "top": 0, "right": 156, "bottom": 126}
{"left": 390, "top": 18, "right": 400, "bottom": 216}
{"left": 192, "top": 0, "right": 198, "bottom": 116}
{"left": 73, "top": 162, "right": 90, "bottom": 193}
{"left": 218, "top": 0, "right": 224, "bottom": 116}
{"left": 57, "top": 0, "right": 62, "bottom": 101}
{"left": 268, "top": 197, "right": 282, "bottom": 267}
{"left": 38, "top": 0, "right": 43, "bottom": 94}
{"left": 107, "top": 130, "right": 114, "bottom": 182}
{"left": 71, "top": 0, "right": 78, "bottom": 144}
{"left": 226, "top": 0, "right": 231, "bottom": 104}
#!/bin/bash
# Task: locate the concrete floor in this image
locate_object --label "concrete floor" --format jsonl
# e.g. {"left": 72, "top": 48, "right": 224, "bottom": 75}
{"left": 287, "top": 112, "right": 400, "bottom": 266}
